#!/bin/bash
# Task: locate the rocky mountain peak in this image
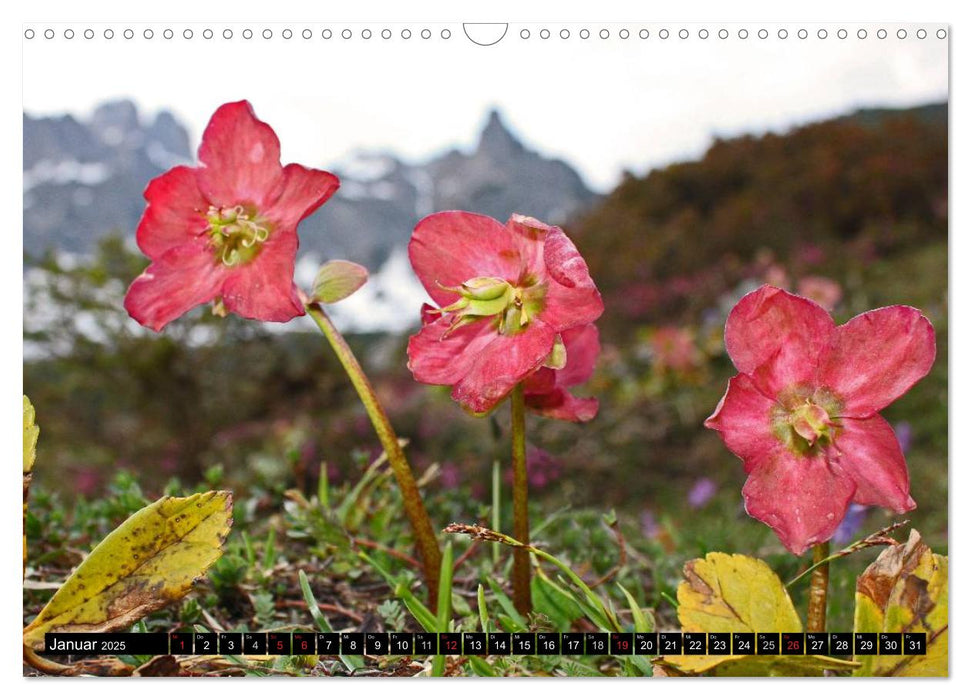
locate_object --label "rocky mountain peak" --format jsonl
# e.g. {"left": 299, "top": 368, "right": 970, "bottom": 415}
{"left": 24, "top": 101, "right": 598, "bottom": 274}
{"left": 90, "top": 100, "right": 140, "bottom": 146}
{"left": 478, "top": 109, "right": 524, "bottom": 159}
{"left": 148, "top": 111, "right": 192, "bottom": 159}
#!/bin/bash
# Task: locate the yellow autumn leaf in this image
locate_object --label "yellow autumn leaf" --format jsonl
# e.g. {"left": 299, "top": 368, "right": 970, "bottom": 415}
{"left": 23, "top": 395, "right": 38, "bottom": 475}
{"left": 677, "top": 552, "right": 802, "bottom": 633}
{"left": 24, "top": 491, "right": 233, "bottom": 649}
{"left": 655, "top": 552, "right": 857, "bottom": 677}
{"left": 853, "top": 529, "right": 948, "bottom": 677}
{"left": 24, "top": 395, "right": 40, "bottom": 578}
{"left": 656, "top": 653, "right": 858, "bottom": 677}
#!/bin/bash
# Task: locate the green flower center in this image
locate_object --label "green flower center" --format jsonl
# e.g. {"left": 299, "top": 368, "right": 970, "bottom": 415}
{"left": 771, "top": 386, "right": 842, "bottom": 455}
{"left": 207, "top": 205, "right": 270, "bottom": 267}
{"left": 431, "top": 275, "right": 546, "bottom": 337}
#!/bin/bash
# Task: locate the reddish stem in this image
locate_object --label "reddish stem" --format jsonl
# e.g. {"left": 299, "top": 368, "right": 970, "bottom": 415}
{"left": 807, "top": 542, "right": 830, "bottom": 632}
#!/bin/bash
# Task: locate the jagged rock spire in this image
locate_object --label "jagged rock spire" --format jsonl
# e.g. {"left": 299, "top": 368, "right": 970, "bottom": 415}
{"left": 478, "top": 109, "right": 523, "bottom": 159}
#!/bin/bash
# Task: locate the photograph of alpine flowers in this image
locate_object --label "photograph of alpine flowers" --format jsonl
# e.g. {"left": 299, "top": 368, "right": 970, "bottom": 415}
{"left": 22, "top": 24, "right": 947, "bottom": 677}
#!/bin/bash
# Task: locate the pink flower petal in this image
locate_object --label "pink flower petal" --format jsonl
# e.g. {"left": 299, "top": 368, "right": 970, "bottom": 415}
{"left": 124, "top": 240, "right": 229, "bottom": 331}
{"left": 136, "top": 165, "right": 210, "bottom": 258}
{"left": 525, "top": 389, "right": 599, "bottom": 422}
{"left": 742, "top": 447, "right": 856, "bottom": 555}
{"left": 523, "top": 324, "right": 600, "bottom": 422}
{"left": 264, "top": 163, "right": 340, "bottom": 230}
{"left": 219, "top": 229, "right": 304, "bottom": 322}
{"left": 451, "top": 320, "right": 557, "bottom": 413}
{"left": 409, "top": 212, "right": 526, "bottom": 306}
{"left": 829, "top": 415, "right": 916, "bottom": 512}
{"left": 544, "top": 226, "right": 592, "bottom": 289}
{"left": 557, "top": 324, "right": 600, "bottom": 387}
{"left": 705, "top": 374, "right": 779, "bottom": 470}
{"left": 407, "top": 316, "right": 499, "bottom": 385}
{"left": 506, "top": 214, "right": 549, "bottom": 274}
{"left": 196, "top": 101, "right": 285, "bottom": 208}
{"left": 523, "top": 366, "right": 557, "bottom": 395}
{"left": 541, "top": 227, "right": 604, "bottom": 330}
{"left": 818, "top": 306, "right": 936, "bottom": 417}
{"left": 725, "top": 286, "right": 835, "bottom": 384}
{"left": 506, "top": 214, "right": 553, "bottom": 238}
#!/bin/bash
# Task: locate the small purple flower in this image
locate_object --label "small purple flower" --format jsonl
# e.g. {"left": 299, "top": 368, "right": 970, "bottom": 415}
{"left": 505, "top": 447, "right": 563, "bottom": 491}
{"left": 894, "top": 421, "right": 913, "bottom": 454}
{"left": 687, "top": 477, "right": 717, "bottom": 509}
{"left": 527, "top": 447, "right": 563, "bottom": 490}
{"left": 833, "top": 504, "right": 869, "bottom": 545}
{"left": 439, "top": 462, "right": 462, "bottom": 489}
{"left": 640, "top": 509, "right": 660, "bottom": 539}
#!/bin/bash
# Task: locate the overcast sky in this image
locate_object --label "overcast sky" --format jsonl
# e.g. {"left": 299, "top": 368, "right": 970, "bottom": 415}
{"left": 23, "top": 21, "right": 948, "bottom": 190}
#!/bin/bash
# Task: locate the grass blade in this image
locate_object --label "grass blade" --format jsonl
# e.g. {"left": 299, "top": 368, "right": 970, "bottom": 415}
{"left": 297, "top": 569, "right": 363, "bottom": 671}
{"left": 618, "top": 582, "right": 654, "bottom": 633}
{"left": 486, "top": 578, "right": 527, "bottom": 630}
{"left": 477, "top": 583, "right": 490, "bottom": 633}
{"left": 431, "top": 542, "right": 454, "bottom": 677}
{"left": 358, "top": 551, "right": 438, "bottom": 632}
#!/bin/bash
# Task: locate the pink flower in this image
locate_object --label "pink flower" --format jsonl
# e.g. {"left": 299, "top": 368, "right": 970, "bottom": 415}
{"left": 705, "top": 285, "right": 935, "bottom": 555}
{"left": 407, "top": 212, "right": 603, "bottom": 414}
{"left": 650, "top": 326, "right": 702, "bottom": 375}
{"left": 763, "top": 264, "right": 790, "bottom": 290}
{"left": 797, "top": 275, "right": 843, "bottom": 312}
{"left": 523, "top": 323, "right": 600, "bottom": 422}
{"left": 125, "top": 101, "right": 339, "bottom": 331}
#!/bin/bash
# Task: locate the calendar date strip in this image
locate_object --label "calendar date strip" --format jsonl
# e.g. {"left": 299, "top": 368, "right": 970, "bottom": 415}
{"left": 42, "top": 631, "right": 927, "bottom": 657}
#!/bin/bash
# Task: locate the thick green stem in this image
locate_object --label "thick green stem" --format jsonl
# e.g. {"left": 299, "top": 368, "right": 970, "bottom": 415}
{"left": 305, "top": 302, "right": 441, "bottom": 607}
{"left": 807, "top": 542, "right": 830, "bottom": 633}
{"left": 510, "top": 383, "right": 532, "bottom": 615}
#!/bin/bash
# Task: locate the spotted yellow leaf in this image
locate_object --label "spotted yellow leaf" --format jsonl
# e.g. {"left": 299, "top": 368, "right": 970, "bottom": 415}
{"left": 24, "top": 491, "right": 232, "bottom": 649}
{"left": 23, "top": 395, "right": 38, "bottom": 476}
{"left": 853, "top": 529, "right": 948, "bottom": 677}
{"left": 654, "top": 552, "right": 856, "bottom": 677}
{"left": 24, "top": 395, "right": 40, "bottom": 577}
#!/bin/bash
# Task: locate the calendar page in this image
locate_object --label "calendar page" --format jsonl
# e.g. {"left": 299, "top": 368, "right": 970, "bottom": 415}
{"left": 20, "top": 9, "right": 949, "bottom": 682}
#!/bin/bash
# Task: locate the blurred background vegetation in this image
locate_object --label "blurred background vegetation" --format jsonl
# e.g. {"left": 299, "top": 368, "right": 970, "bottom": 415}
{"left": 24, "top": 104, "right": 947, "bottom": 638}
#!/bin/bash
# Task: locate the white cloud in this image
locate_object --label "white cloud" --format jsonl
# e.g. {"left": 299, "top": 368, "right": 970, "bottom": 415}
{"left": 23, "top": 22, "right": 947, "bottom": 191}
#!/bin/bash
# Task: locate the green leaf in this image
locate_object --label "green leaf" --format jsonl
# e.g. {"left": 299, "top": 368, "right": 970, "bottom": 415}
{"left": 358, "top": 551, "right": 438, "bottom": 633}
{"left": 394, "top": 582, "right": 439, "bottom": 633}
{"left": 853, "top": 530, "right": 948, "bottom": 677}
{"left": 467, "top": 656, "right": 497, "bottom": 677}
{"left": 477, "top": 584, "right": 490, "bottom": 633}
{"left": 298, "top": 569, "right": 363, "bottom": 671}
{"left": 486, "top": 578, "right": 527, "bottom": 631}
{"left": 432, "top": 542, "right": 454, "bottom": 677}
{"left": 24, "top": 491, "right": 232, "bottom": 649}
{"left": 298, "top": 570, "right": 332, "bottom": 632}
{"left": 532, "top": 573, "right": 583, "bottom": 630}
{"left": 496, "top": 614, "right": 523, "bottom": 633}
{"left": 311, "top": 260, "right": 368, "bottom": 304}
{"left": 618, "top": 583, "right": 655, "bottom": 633}
{"left": 436, "top": 542, "right": 454, "bottom": 630}
{"left": 550, "top": 573, "right": 614, "bottom": 631}
{"left": 655, "top": 552, "right": 857, "bottom": 677}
